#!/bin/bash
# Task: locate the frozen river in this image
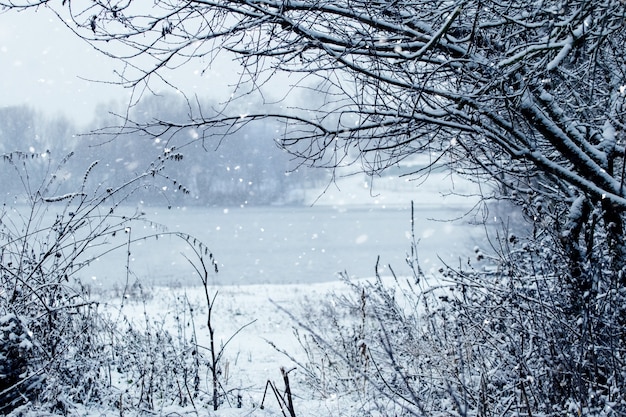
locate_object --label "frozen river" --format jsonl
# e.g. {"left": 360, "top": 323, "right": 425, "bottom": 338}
{"left": 83, "top": 204, "right": 489, "bottom": 289}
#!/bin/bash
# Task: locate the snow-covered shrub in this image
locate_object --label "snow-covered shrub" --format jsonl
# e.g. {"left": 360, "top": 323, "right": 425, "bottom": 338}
{"left": 0, "top": 313, "right": 41, "bottom": 414}
{"left": 105, "top": 250, "right": 238, "bottom": 414}
{"left": 0, "top": 212, "right": 111, "bottom": 413}
{"left": 109, "top": 306, "right": 202, "bottom": 411}
{"left": 0, "top": 148, "right": 195, "bottom": 412}
{"left": 296, "top": 201, "right": 626, "bottom": 416}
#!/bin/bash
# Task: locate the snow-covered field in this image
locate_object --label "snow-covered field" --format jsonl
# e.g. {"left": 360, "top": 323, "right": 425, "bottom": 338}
{"left": 15, "top": 278, "right": 369, "bottom": 416}
{"left": 93, "top": 280, "right": 365, "bottom": 417}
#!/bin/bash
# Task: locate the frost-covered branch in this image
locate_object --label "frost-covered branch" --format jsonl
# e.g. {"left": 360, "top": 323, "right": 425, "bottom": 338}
{"left": 2, "top": 0, "right": 626, "bottom": 214}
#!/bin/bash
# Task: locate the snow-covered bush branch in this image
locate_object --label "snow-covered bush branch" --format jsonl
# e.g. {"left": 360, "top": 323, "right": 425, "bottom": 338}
{"left": 2, "top": 1, "right": 624, "bottom": 209}
{"left": 0, "top": 148, "right": 220, "bottom": 413}
{"left": 294, "top": 219, "right": 626, "bottom": 415}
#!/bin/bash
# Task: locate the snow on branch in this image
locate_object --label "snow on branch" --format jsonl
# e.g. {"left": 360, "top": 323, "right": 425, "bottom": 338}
{"left": 41, "top": 193, "right": 86, "bottom": 203}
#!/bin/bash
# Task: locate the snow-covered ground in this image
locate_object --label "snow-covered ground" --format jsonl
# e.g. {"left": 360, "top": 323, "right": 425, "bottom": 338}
{"left": 97, "top": 281, "right": 361, "bottom": 417}
{"left": 302, "top": 166, "right": 481, "bottom": 209}
{"left": 34, "top": 278, "right": 392, "bottom": 417}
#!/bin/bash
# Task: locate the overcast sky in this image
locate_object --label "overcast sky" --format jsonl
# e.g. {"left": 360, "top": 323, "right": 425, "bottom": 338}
{"left": 1, "top": 9, "right": 122, "bottom": 124}
{"left": 0, "top": 7, "right": 245, "bottom": 127}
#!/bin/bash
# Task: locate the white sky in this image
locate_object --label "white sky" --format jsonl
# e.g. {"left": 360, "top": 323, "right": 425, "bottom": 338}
{"left": 0, "top": 9, "right": 125, "bottom": 124}
{"left": 0, "top": 7, "right": 249, "bottom": 127}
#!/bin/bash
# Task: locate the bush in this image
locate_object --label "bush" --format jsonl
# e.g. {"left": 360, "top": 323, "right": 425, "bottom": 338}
{"left": 0, "top": 148, "right": 204, "bottom": 414}
{"left": 294, "top": 202, "right": 626, "bottom": 416}
{"left": 0, "top": 314, "right": 41, "bottom": 414}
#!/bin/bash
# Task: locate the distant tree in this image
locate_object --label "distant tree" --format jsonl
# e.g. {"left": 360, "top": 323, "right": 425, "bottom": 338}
{"left": 84, "top": 94, "right": 313, "bottom": 205}
{"left": 0, "top": 106, "right": 44, "bottom": 155}
{"left": 0, "top": 106, "right": 79, "bottom": 197}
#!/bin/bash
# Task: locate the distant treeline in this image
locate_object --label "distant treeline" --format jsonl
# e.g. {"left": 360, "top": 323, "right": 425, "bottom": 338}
{"left": 0, "top": 96, "right": 327, "bottom": 206}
